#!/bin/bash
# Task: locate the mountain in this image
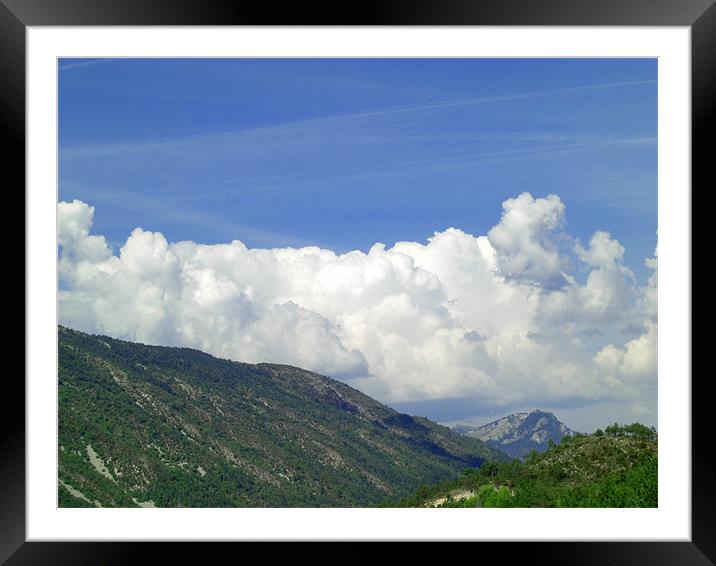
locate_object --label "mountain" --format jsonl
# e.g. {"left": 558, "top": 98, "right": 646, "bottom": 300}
{"left": 452, "top": 409, "right": 576, "bottom": 460}
{"left": 58, "top": 326, "right": 508, "bottom": 508}
{"left": 387, "top": 429, "right": 658, "bottom": 508}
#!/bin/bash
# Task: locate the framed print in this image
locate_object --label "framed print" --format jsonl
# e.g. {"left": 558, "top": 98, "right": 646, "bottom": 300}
{"left": 8, "top": 0, "right": 708, "bottom": 564}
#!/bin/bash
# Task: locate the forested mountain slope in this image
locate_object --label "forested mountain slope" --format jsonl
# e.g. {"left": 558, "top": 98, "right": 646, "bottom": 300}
{"left": 58, "top": 326, "right": 508, "bottom": 508}
{"left": 386, "top": 428, "right": 657, "bottom": 508}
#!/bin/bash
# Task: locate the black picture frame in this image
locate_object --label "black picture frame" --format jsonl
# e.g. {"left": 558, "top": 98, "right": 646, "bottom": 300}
{"left": 7, "top": 1, "right": 707, "bottom": 563}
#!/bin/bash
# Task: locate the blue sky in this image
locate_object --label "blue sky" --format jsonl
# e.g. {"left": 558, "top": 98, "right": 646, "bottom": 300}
{"left": 59, "top": 58, "right": 657, "bottom": 283}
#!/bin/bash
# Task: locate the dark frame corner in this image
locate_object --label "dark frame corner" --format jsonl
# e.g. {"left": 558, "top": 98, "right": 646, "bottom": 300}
{"left": 8, "top": 0, "right": 708, "bottom": 563}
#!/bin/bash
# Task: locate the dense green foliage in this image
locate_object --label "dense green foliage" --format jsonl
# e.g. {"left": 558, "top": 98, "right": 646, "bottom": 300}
{"left": 58, "top": 326, "right": 507, "bottom": 508}
{"left": 384, "top": 428, "right": 657, "bottom": 508}
{"left": 596, "top": 422, "right": 658, "bottom": 442}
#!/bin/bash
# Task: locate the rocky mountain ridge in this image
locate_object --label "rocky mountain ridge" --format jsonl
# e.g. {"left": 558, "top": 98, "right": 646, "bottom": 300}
{"left": 452, "top": 409, "right": 576, "bottom": 460}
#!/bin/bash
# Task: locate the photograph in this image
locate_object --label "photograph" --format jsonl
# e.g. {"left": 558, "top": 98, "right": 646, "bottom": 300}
{"left": 57, "top": 57, "right": 659, "bottom": 509}
{"left": 7, "top": 4, "right": 706, "bottom": 560}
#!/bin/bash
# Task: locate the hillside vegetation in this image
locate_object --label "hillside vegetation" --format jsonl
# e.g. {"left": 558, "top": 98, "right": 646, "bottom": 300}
{"left": 58, "top": 326, "right": 507, "bottom": 508}
{"left": 385, "top": 425, "right": 657, "bottom": 508}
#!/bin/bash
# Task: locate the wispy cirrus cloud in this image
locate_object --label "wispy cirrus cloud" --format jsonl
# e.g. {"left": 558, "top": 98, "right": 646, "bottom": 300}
{"left": 60, "top": 79, "right": 656, "bottom": 161}
{"left": 58, "top": 179, "right": 322, "bottom": 249}
{"left": 59, "top": 58, "right": 120, "bottom": 71}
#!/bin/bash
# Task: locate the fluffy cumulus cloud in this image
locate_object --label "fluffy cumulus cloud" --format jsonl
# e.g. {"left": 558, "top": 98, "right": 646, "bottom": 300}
{"left": 487, "top": 193, "right": 568, "bottom": 289}
{"left": 57, "top": 194, "right": 657, "bottom": 417}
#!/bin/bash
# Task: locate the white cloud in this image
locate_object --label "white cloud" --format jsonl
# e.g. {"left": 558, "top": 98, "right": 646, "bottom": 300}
{"left": 641, "top": 244, "right": 658, "bottom": 323}
{"left": 592, "top": 239, "right": 657, "bottom": 392}
{"left": 487, "top": 192, "right": 567, "bottom": 288}
{"left": 575, "top": 230, "right": 624, "bottom": 267}
{"left": 58, "top": 200, "right": 113, "bottom": 276}
{"left": 58, "top": 193, "right": 657, "bottom": 418}
{"left": 595, "top": 321, "right": 657, "bottom": 382}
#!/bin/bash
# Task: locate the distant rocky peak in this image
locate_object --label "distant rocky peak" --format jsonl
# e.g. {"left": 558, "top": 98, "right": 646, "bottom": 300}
{"left": 455, "top": 409, "right": 575, "bottom": 460}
